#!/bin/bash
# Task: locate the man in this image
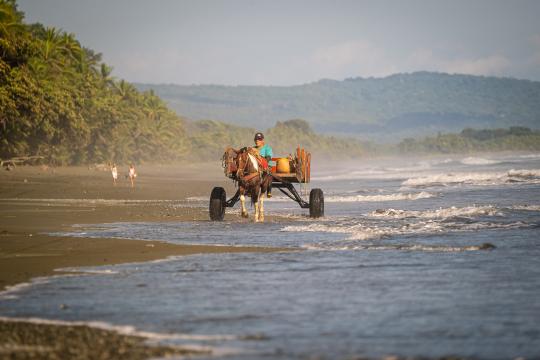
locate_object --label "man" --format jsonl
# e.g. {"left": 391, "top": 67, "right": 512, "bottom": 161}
{"left": 253, "top": 132, "right": 273, "bottom": 197}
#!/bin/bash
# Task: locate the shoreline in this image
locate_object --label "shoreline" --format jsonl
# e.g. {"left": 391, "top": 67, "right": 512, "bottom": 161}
{"left": 0, "top": 164, "right": 286, "bottom": 291}
{"left": 0, "top": 316, "right": 210, "bottom": 359}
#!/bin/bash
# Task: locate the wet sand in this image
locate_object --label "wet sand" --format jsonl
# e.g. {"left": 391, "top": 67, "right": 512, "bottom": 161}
{"left": 0, "top": 319, "right": 208, "bottom": 359}
{"left": 0, "top": 163, "right": 284, "bottom": 358}
{"left": 0, "top": 162, "right": 277, "bottom": 290}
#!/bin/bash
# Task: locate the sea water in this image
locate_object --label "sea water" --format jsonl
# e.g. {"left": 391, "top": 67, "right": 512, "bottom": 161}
{"left": 1, "top": 154, "right": 540, "bottom": 359}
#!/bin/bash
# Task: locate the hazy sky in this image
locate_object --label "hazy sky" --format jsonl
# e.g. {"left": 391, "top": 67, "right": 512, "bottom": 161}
{"left": 18, "top": 0, "right": 540, "bottom": 85}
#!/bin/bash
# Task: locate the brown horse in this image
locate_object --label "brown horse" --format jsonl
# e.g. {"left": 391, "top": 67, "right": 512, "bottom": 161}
{"left": 235, "top": 148, "right": 272, "bottom": 222}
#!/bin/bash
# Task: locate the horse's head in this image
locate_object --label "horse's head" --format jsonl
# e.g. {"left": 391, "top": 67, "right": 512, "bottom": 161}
{"left": 236, "top": 149, "right": 248, "bottom": 178}
{"left": 235, "top": 147, "right": 259, "bottom": 178}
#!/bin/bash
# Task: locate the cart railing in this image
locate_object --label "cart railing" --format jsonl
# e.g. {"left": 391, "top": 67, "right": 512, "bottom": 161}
{"left": 271, "top": 146, "right": 310, "bottom": 183}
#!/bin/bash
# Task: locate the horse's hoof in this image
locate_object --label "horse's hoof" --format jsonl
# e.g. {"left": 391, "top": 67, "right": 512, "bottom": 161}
{"left": 259, "top": 216, "right": 264, "bottom": 222}
{"left": 241, "top": 212, "right": 248, "bottom": 218}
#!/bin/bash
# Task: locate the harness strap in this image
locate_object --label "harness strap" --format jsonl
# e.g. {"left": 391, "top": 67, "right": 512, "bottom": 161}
{"left": 241, "top": 172, "right": 260, "bottom": 183}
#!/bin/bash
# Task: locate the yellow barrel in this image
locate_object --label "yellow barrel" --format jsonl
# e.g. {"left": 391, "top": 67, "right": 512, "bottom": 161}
{"left": 276, "top": 158, "right": 290, "bottom": 173}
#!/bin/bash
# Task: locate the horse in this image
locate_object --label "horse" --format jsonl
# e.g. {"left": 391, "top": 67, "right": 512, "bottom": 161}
{"left": 234, "top": 147, "right": 272, "bottom": 222}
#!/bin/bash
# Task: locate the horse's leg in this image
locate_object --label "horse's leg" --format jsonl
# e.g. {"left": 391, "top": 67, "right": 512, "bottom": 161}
{"left": 240, "top": 195, "right": 249, "bottom": 218}
{"left": 253, "top": 187, "right": 261, "bottom": 223}
{"left": 239, "top": 188, "right": 248, "bottom": 218}
{"left": 257, "top": 175, "right": 270, "bottom": 222}
{"left": 259, "top": 194, "right": 264, "bottom": 222}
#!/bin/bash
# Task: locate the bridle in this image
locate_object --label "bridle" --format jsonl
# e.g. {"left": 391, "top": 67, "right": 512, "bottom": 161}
{"left": 236, "top": 150, "right": 260, "bottom": 183}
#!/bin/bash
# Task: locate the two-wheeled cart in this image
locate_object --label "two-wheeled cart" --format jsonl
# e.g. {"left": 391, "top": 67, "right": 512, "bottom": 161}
{"left": 209, "top": 147, "right": 324, "bottom": 220}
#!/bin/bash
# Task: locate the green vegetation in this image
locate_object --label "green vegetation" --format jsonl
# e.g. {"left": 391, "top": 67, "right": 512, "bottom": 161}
{"left": 1, "top": 0, "right": 188, "bottom": 165}
{"left": 186, "top": 119, "right": 255, "bottom": 160}
{"left": 397, "top": 127, "right": 540, "bottom": 154}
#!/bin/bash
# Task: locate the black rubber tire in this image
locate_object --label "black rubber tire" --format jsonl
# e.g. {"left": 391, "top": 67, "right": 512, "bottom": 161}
{"left": 209, "top": 187, "right": 226, "bottom": 221}
{"left": 309, "top": 188, "right": 324, "bottom": 218}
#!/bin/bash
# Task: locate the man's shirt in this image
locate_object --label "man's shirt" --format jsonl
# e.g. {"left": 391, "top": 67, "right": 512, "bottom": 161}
{"left": 257, "top": 144, "right": 274, "bottom": 166}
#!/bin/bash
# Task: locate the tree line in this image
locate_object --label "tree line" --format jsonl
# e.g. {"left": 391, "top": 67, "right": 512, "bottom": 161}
{"left": 398, "top": 127, "right": 540, "bottom": 154}
{"left": 1, "top": 0, "right": 188, "bottom": 165}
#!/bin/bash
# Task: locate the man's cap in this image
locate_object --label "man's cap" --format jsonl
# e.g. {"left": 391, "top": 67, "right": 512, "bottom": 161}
{"left": 254, "top": 132, "right": 264, "bottom": 141}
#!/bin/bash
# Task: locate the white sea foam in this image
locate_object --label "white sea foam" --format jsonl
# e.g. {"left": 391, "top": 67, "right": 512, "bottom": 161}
{"left": 509, "top": 204, "right": 540, "bottom": 211}
{"left": 0, "top": 281, "right": 43, "bottom": 300}
{"left": 460, "top": 157, "right": 500, "bottom": 165}
{"left": 402, "top": 169, "right": 540, "bottom": 188}
{"left": 282, "top": 203, "right": 529, "bottom": 243}
{"left": 368, "top": 205, "right": 502, "bottom": 219}
{"left": 518, "top": 153, "right": 540, "bottom": 159}
{"left": 0, "top": 274, "right": 80, "bottom": 300}
{"left": 312, "top": 162, "right": 437, "bottom": 181}
{"left": 507, "top": 169, "right": 540, "bottom": 177}
{"left": 325, "top": 191, "right": 435, "bottom": 202}
{"left": 303, "top": 243, "right": 495, "bottom": 252}
{"left": 54, "top": 268, "right": 119, "bottom": 275}
{"left": 186, "top": 196, "right": 208, "bottom": 202}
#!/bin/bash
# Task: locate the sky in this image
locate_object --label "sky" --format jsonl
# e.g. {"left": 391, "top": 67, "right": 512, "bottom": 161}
{"left": 18, "top": 0, "right": 540, "bottom": 85}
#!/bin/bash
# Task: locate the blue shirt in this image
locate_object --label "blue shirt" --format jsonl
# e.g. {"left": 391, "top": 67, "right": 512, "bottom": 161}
{"left": 257, "top": 144, "right": 274, "bottom": 166}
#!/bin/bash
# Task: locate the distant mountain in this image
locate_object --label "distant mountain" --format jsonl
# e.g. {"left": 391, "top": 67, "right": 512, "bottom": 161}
{"left": 135, "top": 72, "right": 540, "bottom": 141}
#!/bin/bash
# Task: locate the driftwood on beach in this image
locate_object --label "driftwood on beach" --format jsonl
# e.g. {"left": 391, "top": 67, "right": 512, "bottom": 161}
{"left": 0, "top": 156, "right": 44, "bottom": 169}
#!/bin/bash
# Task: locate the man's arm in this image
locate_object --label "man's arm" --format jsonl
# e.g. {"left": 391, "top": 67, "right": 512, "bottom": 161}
{"left": 264, "top": 145, "right": 273, "bottom": 162}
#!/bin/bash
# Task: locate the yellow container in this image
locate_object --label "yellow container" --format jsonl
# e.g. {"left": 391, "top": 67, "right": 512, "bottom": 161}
{"left": 276, "top": 158, "right": 290, "bottom": 173}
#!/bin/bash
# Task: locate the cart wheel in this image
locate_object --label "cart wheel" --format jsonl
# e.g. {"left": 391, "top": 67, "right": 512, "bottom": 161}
{"left": 309, "top": 188, "right": 324, "bottom": 218}
{"left": 209, "top": 187, "right": 226, "bottom": 221}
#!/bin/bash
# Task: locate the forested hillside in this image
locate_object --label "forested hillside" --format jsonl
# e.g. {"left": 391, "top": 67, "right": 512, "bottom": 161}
{"left": 398, "top": 127, "right": 540, "bottom": 154}
{"left": 0, "top": 0, "right": 189, "bottom": 165}
{"left": 136, "top": 72, "right": 540, "bottom": 140}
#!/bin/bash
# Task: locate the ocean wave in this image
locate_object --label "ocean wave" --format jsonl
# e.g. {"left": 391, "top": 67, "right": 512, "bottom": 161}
{"left": 282, "top": 208, "right": 529, "bottom": 242}
{"left": 54, "top": 268, "right": 119, "bottom": 275}
{"left": 402, "top": 169, "right": 540, "bottom": 188}
{"left": 312, "top": 169, "right": 388, "bottom": 181}
{"left": 518, "top": 153, "right": 540, "bottom": 159}
{"left": 368, "top": 205, "right": 502, "bottom": 219}
{"left": 0, "top": 274, "right": 80, "bottom": 300}
{"left": 186, "top": 196, "right": 208, "bottom": 202}
{"left": 460, "top": 157, "right": 500, "bottom": 165}
{"left": 325, "top": 191, "right": 436, "bottom": 202}
{"left": 312, "top": 162, "right": 436, "bottom": 181}
{"left": 303, "top": 243, "right": 496, "bottom": 252}
{"left": 509, "top": 204, "right": 540, "bottom": 211}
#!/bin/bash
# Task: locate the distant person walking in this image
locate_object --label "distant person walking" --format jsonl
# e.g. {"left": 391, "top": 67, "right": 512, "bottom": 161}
{"left": 128, "top": 163, "right": 137, "bottom": 188}
{"left": 110, "top": 163, "right": 118, "bottom": 185}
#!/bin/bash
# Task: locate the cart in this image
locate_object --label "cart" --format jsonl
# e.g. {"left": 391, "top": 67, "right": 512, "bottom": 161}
{"left": 209, "top": 146, "right": 324, "bottom": 220}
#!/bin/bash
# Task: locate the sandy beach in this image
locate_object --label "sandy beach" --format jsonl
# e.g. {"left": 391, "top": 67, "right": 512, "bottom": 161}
{"left": 0, "top": 163, "right": 285, "bottom": 358}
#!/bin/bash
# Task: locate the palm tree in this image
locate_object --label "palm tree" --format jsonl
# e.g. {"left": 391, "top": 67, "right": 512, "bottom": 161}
{"left": 143, "top": 91, "right": 168, "bottom": 121}
{"left": 99, "top": 63, "right": 115, "bottom": 87}
{"left": 0, "top": 1, "right": 29, "bottom": 64}
{"left": 41, "top": 27, "right": 61, "bottom": 61}
{"left": 114, "top": 79, "right": 137, "bottom": 100}
{"left": 59, "top": 32, "right": 82, "bottom": 64}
